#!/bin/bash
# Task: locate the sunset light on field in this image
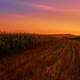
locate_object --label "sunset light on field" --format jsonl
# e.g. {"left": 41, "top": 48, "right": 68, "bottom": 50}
{"left": 0, "top": 0, "right": 80, "bottom": 35}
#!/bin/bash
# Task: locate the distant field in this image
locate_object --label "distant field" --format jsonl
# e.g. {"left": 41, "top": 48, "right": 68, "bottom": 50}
{"left": 0, "top": 33, "right": 80, "bottom": 80}
{"left": 0, "top": 33, "right": 57, "bottom": 58}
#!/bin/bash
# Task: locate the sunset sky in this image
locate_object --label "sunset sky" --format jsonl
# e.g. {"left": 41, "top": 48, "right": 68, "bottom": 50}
{"left": 0, "top": 0, "right": 80, "bottom": 35}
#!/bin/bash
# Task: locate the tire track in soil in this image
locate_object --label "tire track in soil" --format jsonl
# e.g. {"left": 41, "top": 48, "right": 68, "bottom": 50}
{"left": 42, "top": 40, "right": 74, "bottom": 80}
{"left": 60, "top": 40, "right": 80, "bottom": 80}
{"left": 69, "top": 41, "right": 80, "bottom": 80}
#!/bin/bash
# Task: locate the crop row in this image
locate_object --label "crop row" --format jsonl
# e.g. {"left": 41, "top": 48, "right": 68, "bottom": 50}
{"left": 0, "top": 33, "right": 57, "bottom": 57}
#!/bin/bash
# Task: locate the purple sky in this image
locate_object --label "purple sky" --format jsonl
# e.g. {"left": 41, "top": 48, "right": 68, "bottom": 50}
{"left": 0, "top": 0, "right": 80, "bottom": 14}
{"left": 0, "top": 0, "right": 80, "bottom": 34}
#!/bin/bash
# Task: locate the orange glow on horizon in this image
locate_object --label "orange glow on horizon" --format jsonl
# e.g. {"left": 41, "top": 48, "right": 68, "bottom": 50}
{"left": 0, "top": 13, "right": 80, "bottom": 35}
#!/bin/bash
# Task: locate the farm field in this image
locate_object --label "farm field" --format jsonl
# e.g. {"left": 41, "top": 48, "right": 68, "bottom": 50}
{"left": 0, "top": 34, "right": 80, "bottom": 80}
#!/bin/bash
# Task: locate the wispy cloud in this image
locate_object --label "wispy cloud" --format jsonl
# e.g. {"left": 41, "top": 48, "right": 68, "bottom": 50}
{"left": 28, "top": 3, "right": 54, "bottom": 11}
{"left": 17, "top": 1, "right": 80, "bottom": 13}
{"left": 18, "top": 2, "right": 56, "bottom": 11}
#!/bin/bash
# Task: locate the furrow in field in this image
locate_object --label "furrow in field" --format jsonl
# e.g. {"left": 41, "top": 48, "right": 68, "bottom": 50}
{"left": 6, "top": 40, "right": 69, "bottom": 80}
{"left": 69, "top": 41, "right": 80, "bottom": 80}
{"left": 0, "top": 39, "right": 64, "bottom": 79}
{"left": 1, "top": 39, "right": 80, "bottom": 80}
{"left": 61, "top": 40, "right": 80, "bottom": 80}
{"left": 41, "top": 40, "right": 74, "bottom": 80}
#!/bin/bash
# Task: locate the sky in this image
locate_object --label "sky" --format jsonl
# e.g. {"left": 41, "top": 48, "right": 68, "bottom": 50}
{"left": 0, "top": 0, "right": 80, "bottom": 35}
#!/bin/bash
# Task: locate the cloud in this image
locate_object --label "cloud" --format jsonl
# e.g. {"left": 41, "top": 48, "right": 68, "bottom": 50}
{"left": 18, "top": 2, "right": 57, "bottom": 11}
{"left": 17, "top": 1, "right": 80, "bottom": 13}
{"left": 28, "top": 3, "right": 54, "bottom": 10}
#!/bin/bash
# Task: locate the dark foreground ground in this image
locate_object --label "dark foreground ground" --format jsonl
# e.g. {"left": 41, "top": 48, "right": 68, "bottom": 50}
{"left": 0, "top": 34, "right": 80, "bottom": 80}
